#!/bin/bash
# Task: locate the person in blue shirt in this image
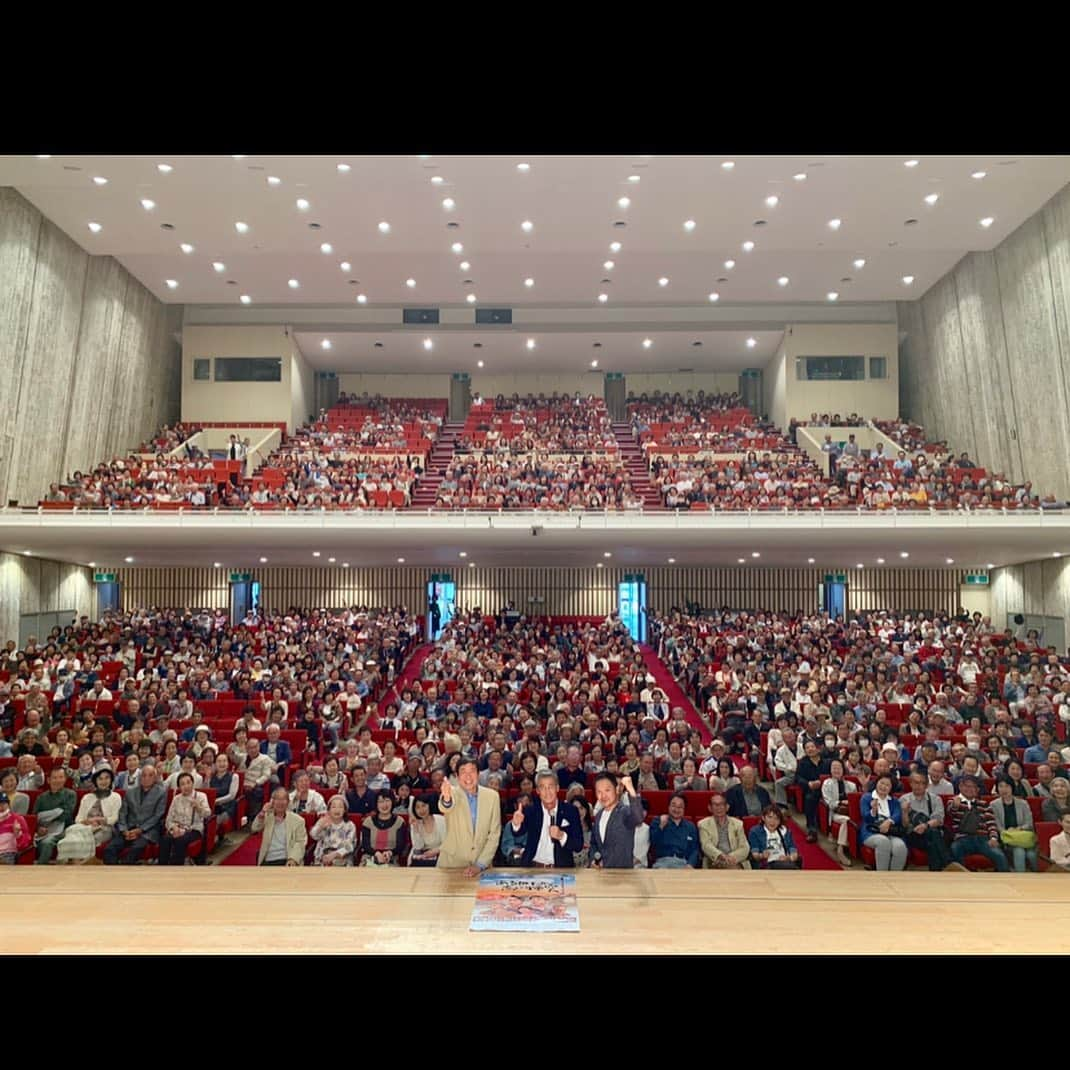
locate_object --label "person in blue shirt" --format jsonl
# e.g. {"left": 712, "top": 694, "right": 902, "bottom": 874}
{"left": 859, "top": 775, "right": 907, "bottom": 870}
{"left": 1024, "top": 728, "right": 1054, "bottom": 765}
{"left": 649, "top": 793, "right": 699, "bottom": 868}
{"left": 747, "top": 805, "right": 801, "bottom": 869}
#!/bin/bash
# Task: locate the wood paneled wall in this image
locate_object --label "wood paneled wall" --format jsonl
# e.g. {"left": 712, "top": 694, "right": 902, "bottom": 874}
{"left": 0, "top": 188, "right": 182, "bottom": 505}
{"left": 114, "top": 565, "right": 967, "bottom": 617}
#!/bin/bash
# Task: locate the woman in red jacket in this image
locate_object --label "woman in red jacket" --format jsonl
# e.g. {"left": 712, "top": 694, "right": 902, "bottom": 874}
{"left": 0, "top": 792, "right": 32, "bottom": 864}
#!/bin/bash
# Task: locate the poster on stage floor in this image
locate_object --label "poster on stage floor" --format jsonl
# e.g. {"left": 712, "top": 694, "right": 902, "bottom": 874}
{"left": 469, "top": 872, "right": 580, "bottom": 932}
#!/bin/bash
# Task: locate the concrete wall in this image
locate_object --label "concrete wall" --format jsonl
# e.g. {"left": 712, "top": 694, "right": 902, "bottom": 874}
{"left": 992, "top": 558, "right": 1070, "bottom": 649}
{"left": 899, "top": 181, "right": 1070, "bottom": 499}
{"left": 182, "top": 325, "right": 305, "bottom": 432}
{"left": 763, "top": 348, "right": 787, "bottom": 428}
{"left": 0, "top": 188, "right": 181, "bottom": 504}
{"left": 0, "top": 552, "right": 94, "bottom": 646}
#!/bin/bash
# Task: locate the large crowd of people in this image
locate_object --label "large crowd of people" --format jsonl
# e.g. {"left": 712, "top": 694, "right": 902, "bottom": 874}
{"left": 4, "top": 600, "right": 1069, "bottom": 873}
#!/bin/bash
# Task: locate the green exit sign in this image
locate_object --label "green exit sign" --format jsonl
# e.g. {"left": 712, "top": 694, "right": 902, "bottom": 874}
{"left": 825, "top": 573, "right": 847, "bottom": 584}
{"left": 229, "top": 572, "right": 252, "bottom": 584}
{"left": 429, "top": 572, "right": 452, "bottom": 582}
{"left": 93, "top": 571, "right": 117, "bottom": 584}
{"left": 964, "top": 573, "right": 990, "bottom": 586}
{"left": 604, "top": 372, "right": 624, "bottom": 381}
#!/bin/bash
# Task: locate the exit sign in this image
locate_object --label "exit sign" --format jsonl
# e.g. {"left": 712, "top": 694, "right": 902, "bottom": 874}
{"left": 93, "top": 571, "right": 117, "bottom": 584}
{"left": 229, "top": 572, "right": 252, "bottom": 583}
{"left": 964, "top": 573, "right": 990, "bottom": 586}
{"left": 825, "top": 573, "right": 847, "bottom": 584}
{"left": 604, "top": 372, "right": 623, "bottom": 381}
{"left": 430, "top": 572, "right": 452, "bottom": 582}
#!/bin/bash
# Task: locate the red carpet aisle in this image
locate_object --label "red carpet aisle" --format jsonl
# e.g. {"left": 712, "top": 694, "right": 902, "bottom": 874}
{"left": 383, "top": 643, "right": 433, "bottom": 714}
{"left": 220, "top": 835, "right": 261, "bottom": 866}
{"left": 637, "top": 643, "right": 712, "bottom": 743}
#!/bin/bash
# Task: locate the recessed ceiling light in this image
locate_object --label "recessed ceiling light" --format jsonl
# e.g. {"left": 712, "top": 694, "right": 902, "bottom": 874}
{"left": 234, "top": 221, "right": 250, "bottom": 234}
{"left": 517, "top": 162, "right": 531, "bottom": 172}
{"left": 312, "top": 551, "right": 321, "bottom": 558}
{"left": 946, "top": 558, "right": 955, "bottom": 564}
{"left": 742, "top": 240, "right": 755, "bottom": 252}
{"left": 259, "top": 556, "right": 268, "bottom": 563}
{"left": 986, "top": 563, "right": 995, "bottom": 568}
{"left": 336, "top": 163, "right": 351, "bottom": 173}
{"left": 924, "top": 193, "right": 940, "bottom": 206}
{"left": 1054, "top": 552, "right": 1062, "bottom": 559}
{"left": 807, "top": 557, "right": 815, "bottom": 564}
{"left": 724, "top": 259, "right": 735, "bottom": 270}
{"left": 683, "top": 219, "right": 696, "bottom": 231}
{"left": 521, "top": 220, "right": 534, "bottom": 232}
{"left": 902, "top": 275, "right": 915, "bottom": 285}
{"left": 296, "top": 198, "right": 312, "bottom": 212}
{"left": 642, "top": 338, "right": 653, "bottom": 349}
{"left": 124, "top": 556, "right": 134, "bottom": 563}
{"left": 828, "top": 218, "right": 842, "bottom": 230}
{"left": 708, "top": 292, "right": 720, "bottom": 302}
{"left": 900, "top": 551, "right": 910, "bottom": 558}
{"left": 179, "top": 243, "right": 194, "bottom": 254}
{"left": 165, "top": 279, "right": 178, "bottom": 290}
{"left": 524, "top": 277, "right": 535, "bottom": 288}
{"left": 610, "top": 241, "right": 622, "bottom": 253}
{"left": 378, "top": 222, "right": 391, "bottom": 234}
{"left": 454, "top": 262, "right": 469, "bottom": 274}
{"left": 667, "top": 557, "right": 676, "bottom": 564}
{"left": 598, "top": 293, "right": 608, "bottom": 303}
{"left": 765, "top": 195, "right": 779, "bottom": 208}
{"left": 430, "top": 175, "right": 444, "bottom": 185}
{"left": 876, "top": 557, "right": 886, "bottom": 564}
{"left": 422, "top": 337, "right": 433, "bottom": 350}
{"left": 212, "top": 261, "right": 225, "bottom": 272}
{"left": 827, "top": 291, "right": 839, "bottom": 301}
{"left": 267, "top": 175, "right": 281, "bottom": 186}
{"left": 971, "top": 170, "right": 987, "bottom": 180}
{"left": 468, "top": 561, "right": 475, "bottom": 568}
{"left": 406, "top": 278, "right": 417, "bottom": 288}
{"left": 603, "top": 260, "right": 615, "bottom": 270}
{"left": 328, "top": 557, "right": 336, "bottom": 563}
{"left": 342, "top": 562, "right": 350, "bottom": 568}
{"left": 853, "top": 258, "right": 866, "bottom": 269}
{"left": 904, "top": 159, "right": 919, "bottom": 168}
{"left": 737, "top": 558, "right": 745, "bottom": 564}
{"left": 476, "top": 360, "right": 484, "bottom": 368}
{"left": 526, "top": 338, "right": 536, "bottom": 350}
{"left": 239, "top": 295, "right": 252, "bottom": 304}
{"left": 746, "top": 337, "right": 757, "bottom": 348}
{"left": 721, "top": 161, "right": 735, "bottom": 170}
{"left": 339, "top": 261, "right": 351, "bottom": 272}
{"left": 451, "top": 242, "right": 464, "bottom": 254}
{"left": 87, "top": 222, "right": 102, "bottom": 233}
{"left": 980, "top": 216, "right": 995, "bottom": 228}
{"left": 92, "top": 176, "right": 108, "bottom": 186}
{"left": 35, "top": 154, "right": 50, "bottom": 159}
{"left": 140, "top": 199, "right": 155, "bottom": 210}
{"left": 591, "top": 359, "right": 599, "bottom": 368}
{"left": 321, "top": 339, "right": 332, "bottom": 350}
{"left": 320, "top": 243, "right": 333, "bottom": 254}
{"left": 777, "top": 276, "right": 790, "bottom": 287}
{"left": 596, "top": 562, "right": 604, "bottom": 569}
{"left": 466, "top": 293, "right": 477, "bottom": 303}
{"left": 751, "top": 551, "right": 761, "bottom": 558}
{"left": 658, "top": 277, "right": 669, "bottom": 287}
{"left": 603, "top": 551, "right": 612, "bottom": 558}
{"left": 397, "top": 556, "right": 406, "bottom": 563}
{"left": 459, "top": 551, "right": 468, "bottom": 558}
{"left": 856, "top": 563, "right": 864, "bottom": 570}
{"left": 232, "top": 155, "right": 246, "bottom": 160}
{"left": 356, "top": 294, "right": 367, "bottom": 303}
{"left": 442, "top": 198, "right": 456, "bottom": 210}
{"left": 617, "top": 197, "right": 630, "bottom": 208}
{"left": 213, "top": 562, "right": 221, "bottom": 568}
{"left": 793, "top": 172, "right": 807, "bottom": 181}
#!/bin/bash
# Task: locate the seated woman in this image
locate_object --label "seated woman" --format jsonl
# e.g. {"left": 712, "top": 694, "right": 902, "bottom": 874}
{"left": 859, "top": 775, "right": 907, "bottom": 871}
{"left": 310, "top": 795, "right": 357, "bottom": 867}
{"left": 1042, "top": 776, "right": 1070, "bottom": 823}
{"left": 1002, "top": 759, "right": 1034, "bottom": 798}
{"left": 159, "top": 772, "right": 212, "bottom": 865}
{"left": 991, "top": 777, "right": 1038, "bottom": 873}
{"left": 673, "top": 757, "right": 706, "bottom": 792}
{"left": 1046, "top": 812, "right": 1070, "bottom": 871}
{"left": 707, "top": 757, "right": 740, "bottom": 794}
{"left": 57, "top": 768, "right": 121, "bottom": 863}
{"left": 408, "top": 795, "right": 446, "bottom": 867}
{"left": 820, "top": 758, "right": 858, "bottom": 867}
{"left": 310, "top": 755, "right": 349, "bottom": 793}
{"left": 360, "top": 790, "right": 409, "bottom": 866}
{"left": 499, "top": 791, "right": 532, "bottom": 864}
{"left": 747, "top": 804, "right": 801, "bottom": 869}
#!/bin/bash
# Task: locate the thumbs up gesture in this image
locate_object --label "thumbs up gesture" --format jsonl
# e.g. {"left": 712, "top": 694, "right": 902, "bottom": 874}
{"left": 439, "top": 778, "right": 452, "bottom": 804}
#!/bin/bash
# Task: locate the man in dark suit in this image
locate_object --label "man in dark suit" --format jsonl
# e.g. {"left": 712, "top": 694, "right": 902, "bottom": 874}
{"left": 509, "top": 770, "right": 583, "bottom": 867}
{"left": 590, "top": 772, "right": 645, "bottom": 869}
{"left": 724, "top": 765, "right": 772, "bottom": 819}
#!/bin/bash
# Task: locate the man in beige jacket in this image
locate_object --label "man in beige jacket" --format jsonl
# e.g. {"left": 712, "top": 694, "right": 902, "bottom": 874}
{"left": 438, "top": 758, "right": 502, "bottom": 876}
{"left": 253, "top": 787, "right": 308, "bottom": 866}
{"left": 698, "top": 794, "right": 751, "bottom": 869}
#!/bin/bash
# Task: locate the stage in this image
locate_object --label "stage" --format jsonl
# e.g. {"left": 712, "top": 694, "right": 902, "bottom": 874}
{"left": 3, "top": 868, "right": 1065, "bottom": 954}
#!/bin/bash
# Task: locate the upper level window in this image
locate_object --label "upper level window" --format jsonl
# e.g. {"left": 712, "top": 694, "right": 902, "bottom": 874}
{"left": 214, "top": 357, "right": 282, "bottom": 382}
{"left": 795, "top": 356, "right": 865, "bottom": 381}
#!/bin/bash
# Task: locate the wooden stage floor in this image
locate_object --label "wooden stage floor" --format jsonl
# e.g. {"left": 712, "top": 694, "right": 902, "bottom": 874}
{"left": 3, "top": 868, "right": 1066, "bottom": 954}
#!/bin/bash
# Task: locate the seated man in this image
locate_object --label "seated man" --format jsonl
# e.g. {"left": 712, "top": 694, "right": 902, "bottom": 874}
{"left": 556, "top": 745, "right": 587, "bottom": 791}
{"left": 649, "top": 793, "right": 699, "bottom": 868}
{"left": 288, "top": 770, "right": 327, "bottom": 814}
{"left": 725, "top": 765, "right": 772, "bottom": 818}
{"left": 241, "top": 736, "right": 277, "bottom": 822}
{"left": 345, "top": 767, "right": 378, "bottom": 816}
{"left": 634, "top": 753, "right": 666, "bottom": 793}
{"left": 33, "top": 766, "right": 78, "bottom": 864}
{"left": 364, "top": 756, "right": 390, "bottom": 792}
{"left": 900, "top": 771, "right": 958, "bottom": 870}
{"left": 698, "top": 793, "right": 750, "bottom": 869}
{"left": 945, "top": 774, "right": 1010, "bottom": 872}
{"left": 259, "top": 724, "right": 293, "bottom": 787}
{"left": 795, "top": 739, "right": 828, "bottom": 843}
{"left": 252, "top": 787, "right": 308, "bottom": 866}
{"left": 103, "top": 763, "right": 167, "bottom": 865}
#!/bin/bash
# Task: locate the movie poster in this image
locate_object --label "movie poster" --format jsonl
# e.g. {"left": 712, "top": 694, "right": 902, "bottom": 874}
{"left": 469, "top": 872, "right": 580, "bottom": 932}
